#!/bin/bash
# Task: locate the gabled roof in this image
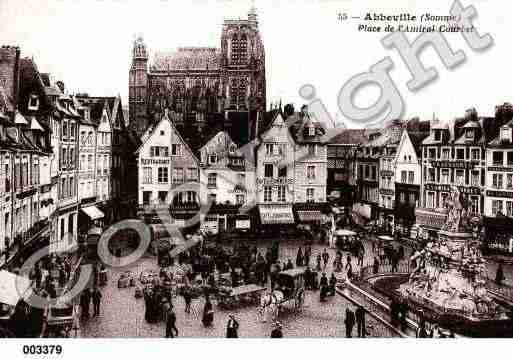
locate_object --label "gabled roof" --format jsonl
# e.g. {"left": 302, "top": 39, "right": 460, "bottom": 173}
{"left": 135, "top": 113, "right": 200, "bottom": 165}
{"left": 287, "top": 112, "right": 327, "bottom": 144}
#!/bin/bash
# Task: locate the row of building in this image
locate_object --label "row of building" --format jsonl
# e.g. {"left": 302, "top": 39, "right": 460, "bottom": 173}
{"left": 0, "top": 46, "right": 138, "bottom": 269}
{"left": 136, "top": 96, "right": 513, "bottom": 255}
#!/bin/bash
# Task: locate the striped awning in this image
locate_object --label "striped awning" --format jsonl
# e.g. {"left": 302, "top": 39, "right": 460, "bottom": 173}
{"left": 297, "top": 210, "right": 323, "bottom": 222}
{"left": 259, "top": 205, "right": 294, "bottom": 225}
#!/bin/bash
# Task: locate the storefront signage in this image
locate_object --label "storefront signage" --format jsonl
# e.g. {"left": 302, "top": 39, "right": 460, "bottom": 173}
{"left": 486, "top": 190, "right": 513, "bottom": 199}
{"left": 201, "top": 219, "right": 218, "bottom": 234}
{"left": 141, "top": 158, "right": 170, "bottom": 165}
{"left": 256, "top": 178, "right": 294, "bottom": 186}
{"left": 487, "top": 166, "right": 513, "bottom": 172}
{"left": 431, "top": 160, "right": 478, "bottom": 169}
{"left": 380, "top": 170, "right": 394, "bottom": 177}
{"left": 79, "top": 173, "right": 94, "bottom": 180}
{"left": 379, "top": 188, "right": 394, "bottom": 195}
{"left": 425, "top": 184, "right": 480, "bottom": 195}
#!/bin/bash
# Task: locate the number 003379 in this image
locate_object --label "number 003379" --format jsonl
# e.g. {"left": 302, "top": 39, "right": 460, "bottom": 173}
{"left": 22, "top": 344, "right": 63, "bottom": 355}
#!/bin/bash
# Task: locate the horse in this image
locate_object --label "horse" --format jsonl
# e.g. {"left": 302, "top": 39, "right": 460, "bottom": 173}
{"left": 259, "top": 291, "right": 284, "bottom": 322}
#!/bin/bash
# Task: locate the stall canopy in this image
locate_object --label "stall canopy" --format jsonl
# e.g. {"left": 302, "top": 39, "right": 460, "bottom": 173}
{"left": 259, "top": 205, "right": 294, "bottom": 225}
{"left": 297, "top": 210, "right": 323, "bottom": 223}
{"left": 81, "top": 206, "right": 105, "bottom": 220}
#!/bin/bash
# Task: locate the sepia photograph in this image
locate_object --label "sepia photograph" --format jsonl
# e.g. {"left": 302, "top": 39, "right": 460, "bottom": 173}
{"left": 0, "top": 0, "right": 513, "bottom": 351}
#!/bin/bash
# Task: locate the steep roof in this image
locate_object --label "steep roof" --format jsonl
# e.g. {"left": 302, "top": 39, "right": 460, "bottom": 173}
{"left": 151, "top": 47, "right": 220, "bottom": 71}
{"left": 327, "top": 129, "right": 367, "bottom": 145}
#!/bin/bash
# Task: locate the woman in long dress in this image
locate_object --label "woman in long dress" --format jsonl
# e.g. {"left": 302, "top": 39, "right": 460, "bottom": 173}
{"left": 202, "top": 296, "right": 214, "bottom": 327}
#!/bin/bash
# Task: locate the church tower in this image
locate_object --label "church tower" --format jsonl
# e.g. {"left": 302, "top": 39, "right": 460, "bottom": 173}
{"left": 220, "top": 2, "right": 266, "bottom": 142}
{"left": 129, "top": 36, "right": 149, "bottom": 136}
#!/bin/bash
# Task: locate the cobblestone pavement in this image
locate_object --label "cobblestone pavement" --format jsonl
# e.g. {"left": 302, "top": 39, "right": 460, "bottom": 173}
{"left": 79, "top": 240, "right": 392, "bottom": 338}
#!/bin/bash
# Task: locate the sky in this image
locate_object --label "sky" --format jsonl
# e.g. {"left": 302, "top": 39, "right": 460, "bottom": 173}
{"left": 0, "top": 0, "right": 511, "bottom": 127}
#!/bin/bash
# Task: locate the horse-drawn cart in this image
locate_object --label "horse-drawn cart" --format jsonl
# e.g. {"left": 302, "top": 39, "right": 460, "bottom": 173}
{"left": 273, "top": 268, "right": 306, "bottom": 311}
{"left": 216, "top": 284, "right": 267, "bottom": 310}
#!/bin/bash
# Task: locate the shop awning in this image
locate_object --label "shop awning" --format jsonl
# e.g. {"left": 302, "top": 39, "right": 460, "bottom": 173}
{"left": 259, "top": 205, "right": 294, "bottom": 225}
{"left": 297, "top": 210, "right": 323, "bottom": 223}
{"left": 81, "top": 206, "right": 105, "bottom": 220}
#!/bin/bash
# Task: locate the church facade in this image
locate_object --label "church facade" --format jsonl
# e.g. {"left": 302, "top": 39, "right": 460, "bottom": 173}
{"left": 128, "top": 6, "right": 266, "bottom": 149}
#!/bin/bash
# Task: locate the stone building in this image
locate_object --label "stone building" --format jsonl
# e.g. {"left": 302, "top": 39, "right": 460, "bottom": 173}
{"left": 128, "top": 5, "right": 266, "bottom": 149}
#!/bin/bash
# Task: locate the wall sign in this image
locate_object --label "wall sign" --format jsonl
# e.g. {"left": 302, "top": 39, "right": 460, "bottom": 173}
{"left": 486, "top": 190, "right": 513, "bottom": 199}
{"left": 141, "top": 158, "right": 170, "bottom": 165}
{"left": 431, "top": 160, "right": 478, "bottom": 169}
{"left": 425, "top": 183, "right": 480, "bottom": 195}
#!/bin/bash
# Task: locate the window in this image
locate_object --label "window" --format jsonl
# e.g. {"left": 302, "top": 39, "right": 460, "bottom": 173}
{"left": 173, "top": 168, "right": 184, "bottom": 184}
{"left": 364, "top": 165, "right": 370, "bottom": 179}
{"left": 70, "top": 122, "right": 76, "bottom": 138}
{"left": 264, "top": 186, "right": 272, "bottom": 202}
{"left": 143, "top": 167, "right": 152, "bottom": 184}
{"left": 493, "top": 152, "right": 503, "bottom": 166}
{"left": 455, "top": 170, "right": 464, "bottom": 186}
{"left": 471, "top": 149, "right": 480, "bottom": 161}
{"left": 492, "top": 200, "right": 503, "bottom": 216}
{"left": 471, "top": 170, "right": 480, "bottom": 187}
{"left": 237, "top": 173, "right": 246, "bottom": 184}
{"left": 508, "top": 152, "right": 513, "bottom": 166}
{"left": 88, "top": 155, "right": 93, "bottom": 170}
{"left": 441, "top": 169, "right": 449, "bottom": 184}
{"left": 456, "top": 148, "right": 465, "bottom": 160}
{"left": 208, "top": 173, "right": 217, "bottom": 187}
{"left": 142, "top": 191, "right": 152, "bottom": 205}
{"left": 428, "top": 148, "right": 436, "bottom": 159}
{"left": 187, "top": 168, "right": 198, "bottom": 182}
{"left": 507, "top": 174, "right": 513, "bottom": 189}
{"left": 371, "top": 166, "right": 377, "bottom": 180}
{"left": 278, "top": 166, "right": 287, "bottom": 178}
{"left": 308, "top": 144, "right": 317, "bottom": 156}
{"left": 157, "top": 167, "right": 168, "bottom": 184}
{"left": 501, "top": 127, "right": 511, "bottom": 143}
{"left": 400, "top": 192, "right": 405, "bottom": 204}
{"left": 151, "top": 146, "right": 169, "bottom": 157}
{"left": 427, "top": 192, "right": 435, "bottom": 208}
{"left": 401, "top": 171, "right": 407, "bottom": 183}
{"left": 80, "top": 155, "right": 86, "bottom": 170}
{"left": 493, "top": 173, "right": 503, "bottom": 189}
{"left": 186, "top": 191, "right": 196, "bottom": 203}
{"left": 264, "top": 164, "right": 274, "bottom": 178}
{"left": 236, "top": 194, "right": 245, "bottom": 205}
{"left": 408, "top": 171, "right": 414, "bottom": 184}
{"left": 434, "top": 130, "right": 441, "bottom": 141}
{"left": 442, "top": 148, "right": 450, "bottom": 160}
{"left": 160, "top": 130, "right": 165, "bottom": 136}
{"left": 277, "top": 186, "right": 286, "bottom": 202}
{"left": 209, "top": 154, "right": 217, "bottom": 164}
{"left": 209, "top": 193, "right": 217, "bottom": 204}
{"left": 306, "top": 188, "right": 314, "bottom": 203}
{"left": 307, "top": 166, "right": 315, "bottom": 180}
{"left": 158, "top": 191, "right": 167, "bottom": 203}
{"left": 28, "top": 95, "right": 39, "bottom": 110}
{"left": 265, "top": 144, "right": 274, "bottom": 156}
{"left": 507, "top": 202, "right": 513, "bottom": 217}
{"left": 171, "top": 144, "right": 181, "bottom": 156}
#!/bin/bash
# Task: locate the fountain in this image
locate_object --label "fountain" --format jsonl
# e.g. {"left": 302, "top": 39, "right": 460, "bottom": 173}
{"left": 397, "top": 186, "right": 513, "bottom": 336}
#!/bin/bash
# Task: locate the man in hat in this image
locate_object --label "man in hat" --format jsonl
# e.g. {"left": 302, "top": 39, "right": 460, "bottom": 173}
{"left": 226, "top": 314, "right": 240, "bottom": 338}
{"left": 165, "top": 306, "right": 179, "bottom": 338}
{"left": 271, "top": 322, "right": 283, "bottom": 338}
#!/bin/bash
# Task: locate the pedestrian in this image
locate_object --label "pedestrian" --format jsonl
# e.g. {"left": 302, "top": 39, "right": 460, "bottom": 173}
{"left": 373, "top": 257, "right": 380, "bottom": 275}
{"left": 183, "top": 287, "right": 192, "bottom": 314}
{"left": 226, "top": 315, "right": 239, "bottom": 338}
{"left": 296, "top": 247, "right": 303, "bottom": 267}
{"left": 322, "top": 249, "right": 329, "bottom": 270}
{"left": 355, "top": 305, "right": 366, "bottom": 338}
{"left": 344, "top": 308, "right": 356, "bottom": 338}
{"left": 285, "top": 259, "right": 294, "bottom": 271}
{"left": 81, "top": 288, "right": 91, "bottom": 319}
{"left": 496, "top": 264, "right": 505, "bottom": 286}
{"left": 316, "top": 254, "right": 322, "bottom": 271}
{"left": 165, "top": 306, "right": 179, "bottom": 338}
{"left": 92, "top": 287, "right": 102, "bottom": 317}
{"left": 304, "top": 246, "right": 311, "bottom": 267}
{"left": 271, "top": 322, "right": 283, "bottom": 338}
{"left": 319, "top": 273, "right": 328, "bottom": 302}
{"left": 202, "top": 296, "right": 214, "bottom": 327}
{"left": 328, "top": 273, "right": 337, "bottom": 296}
{"left": 357, "top": 250, "right": 364, "bottom": 267}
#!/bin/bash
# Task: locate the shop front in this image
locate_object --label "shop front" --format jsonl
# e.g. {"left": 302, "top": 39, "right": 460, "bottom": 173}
{"left": 414, "top": 207, "right": 447, "bottom": 244}
{"left": 482, "top": 216, "right": 513, "bottom": 256}
{"left": 257, "top": 204, "right": 295, "bottom": 238}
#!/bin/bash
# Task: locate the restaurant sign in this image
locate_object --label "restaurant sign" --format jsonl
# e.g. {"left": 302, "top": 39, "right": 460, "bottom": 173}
{"left": 256, "top": 178, "right": 294, "bottom": 186}
{"left": 487, "top": 166, "right": 513, "bottom": 172}
{"left": 486, "top": 190, "right": 513, "bottom": 199}
{"left": 425, "top": 183, "right": 480, "bottom": 195}
{"left": 141, "top": 158, "right": 170, "bottom": 165}
{"left": 431, "top": 160, "right": 478, "bottom": 169}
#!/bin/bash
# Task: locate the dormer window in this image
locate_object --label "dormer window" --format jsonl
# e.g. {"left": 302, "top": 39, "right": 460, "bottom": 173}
{"left": 209, "top": 154, "right": 217, "bottom": 164}
{"left": 28, "top": 95, "right": 39, "bottom": 111}
{"left": 465, "top": 128, "right": 475, "bottom": 140}
{"left": 308, "top": 126, "right": 315, "bottom": 137}
{"left": 500, "top": 127, "right": 511, "bottom": 143}
{"left": 229, "top": 145, "right": 236, "bottom": 154}
{"left": 434, "top": 130, "right": 441, "bottom": 142}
